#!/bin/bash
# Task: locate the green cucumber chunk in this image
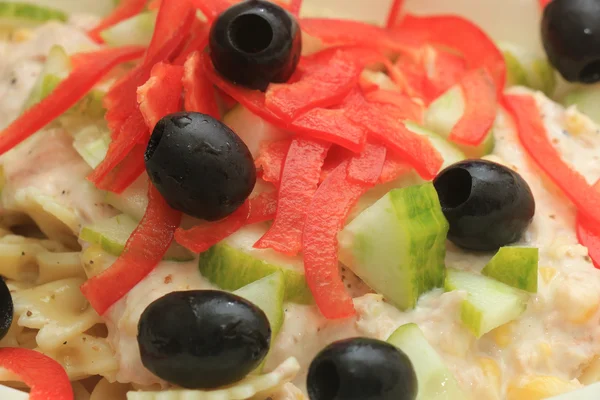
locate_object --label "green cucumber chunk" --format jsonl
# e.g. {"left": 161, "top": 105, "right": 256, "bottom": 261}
{"left": 387, "top": 323, "right": 468, "bottom": 400}
{"left": 23, "top": 45, "right": 71, "bottom": 110}
{"left": 79, "top": 214, "right": 193, "bottom": 262}
{"left": 105, "top": 176, "right": 148, "bottom": 221}
{"left": 404, "top": 122, "right": 466, "bottom": 170}
{"left": 499, "top": 42, "right": 556, "bottom": 96}
{"left": 562, "top": 87, "right": 600, "bottom": 125}
{"left": 481, "top": 246, "right": 538, "bottom": 293}
{"left": 72, "top": 125, "right": 110, "bottom": 169}
{"left": 234, "top": 271, "right": 285, "bottom": 372}
{"left": 100, "top": 11, "right": 156, "bottom": 47}
{"left": 0, "top": 2, "right": 67, "bottom": 28}
{"left": 445, "top": 268, "right": 528, "bottom": 338}
{"left": 199, "top": 225, "right": 312, "bottom": 304}
{"left": 339, "top": 183, "right": 449, "bottom": 310}
{"left": 425, "top": 86, "right": 495, "bottom": 158}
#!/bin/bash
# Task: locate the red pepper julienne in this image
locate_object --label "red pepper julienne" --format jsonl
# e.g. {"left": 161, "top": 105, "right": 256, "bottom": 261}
{"left": 0, "top": 46, "right": 145, "bottom": 156}
{"left": 81, "top": 183, "right": 182, "bottom": 315}
{"left": 503, "top": 93, "right": 600, "bottom": 228}
{"left": 0, "top": 348, "right": 73, "bottom": 400}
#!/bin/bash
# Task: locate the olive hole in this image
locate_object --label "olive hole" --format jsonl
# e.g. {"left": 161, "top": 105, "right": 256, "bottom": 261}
{"left": 434, "top": 168, "right": 472, "bottom": 209}
{"left": 230, "top": 14, "right": 273, "bottom": 53}
{"left": 312, "top": 361, "right": 340, "bottom": 399}
{"left": 579, "top": 60, "right": 600, "bottom": 83}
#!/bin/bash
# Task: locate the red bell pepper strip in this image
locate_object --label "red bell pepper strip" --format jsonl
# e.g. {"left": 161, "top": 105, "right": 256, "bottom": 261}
{"left": 386, "top": 0, "right": 405, "bottom": 28}
{"left": 81, "top": 182, "right": 181, "bottom": 314}
{"left": 148, "top": 0, "right": 161, "bottom": 9}
{"left": 303, "top": 145, "right": 385, "bottom": 319}
{"left": 300, "top": 18, "right": 412, "bottom": 53}
{"left": 0, "top": 348, "right": 73, "bottom": 400}
{"left": 0, "top": 46, "right": 144, "bottom": 156}
{"left": 175, "top": 201, "right": 249, "bottom": 253}
{"left": 173, "top": 20, "right": 210, "bottom": 66}
{"left": 449, "top": 68, "right": 497, "bottom": 146}
{"left": 365, "top": 90, "right": 425, "bottom": 123}
{"left": 343, "top": 90, "right": 442, "bottom": 179}
{"left": 138, "top": 62, "right": 185, "bottom": 129}
{"left": 424, "top": 47, "right": 468, "bottom": 102}
{"left": 379, "top": 153, "right": 412, "bottom": 184}
{"left": 289, "top": 0, "right": 303, "bottom": 16}
{"left": 247, "top": 191, "right": 278, "bottom": 224}
{"left": 103, "top": 1, "right": 195, "bottom": 134}
{"left": 577, "top": 181, "right": 600, "bottom": 269}
{"left": 182, "top": 52, "right": 219, "bottom": 118}
{"left": 189, "top": 0, "right": 232, "bottom": 22}
{"left": 292, "top": 107, "right": 367, "bottom": 152}
{"left": 393, "top": 15, "right": 506, "bottom": 93}
{"left": 346, "top": 142, "right": 387, "bottom": 185}
{"left": 88, "top": 0, "right": 148, "bottom": 43}
{"left": 265, "top": 48, "right": 364, "bottom": 120}
{"left": 503, "top": 93, "right": 600, "bottom": 226}
{"left": 255, "top": 138, "right": 331, "bottom": 255}
{"left": 320, "top": 145, "right": 353, "bottom": 183}
{"left": 255, "top": 139, "right": 292, "bottom": 186}
{"left": 539, "top": 0, "right": 551, "bottom": 9}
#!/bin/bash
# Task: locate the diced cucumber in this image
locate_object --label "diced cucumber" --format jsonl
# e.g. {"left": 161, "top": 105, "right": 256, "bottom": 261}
{"left": 234, "top": 271, "right": 285, "bottom": 372}
{"left": 198, "top": 225, "right": 312, "bottom": 304}
{"left": 104, "top": 176, "right": 148, "bottom": 221}
{"left": 339, "top": 183, "right": 449, "bottom": 310}
{"left": 562, "top": 87, "right": 600, "bottom": 125}
{"left": 222, "top": 105, "right": 289, "bottom": 158}
{"left": 100, "top": 11, "right": 156, "bottom": 47}
{"left": 23, "top": 45, "right": 71, "bottom": 110}
{"left": 445, "top": 268, "right": 528, "bottom": 338}
{"left": 79, "top": 214, "right": 194, "bottom": 262}
{"left": 72, "top": 125, "right": 110, "bottom": 168}
{"left": 481, "top": 246, "right": 538, "bottom": 293}
{"left": 0, "top": 2, "right": 67, "bottom": 28}
{"left": 425, "top": 86, "right": 495, "bottom": 158}
{"left": 404, "top": 122, "right": 466, "bottom": 170}
{"left": 499, "top": 41, "right": 556, "bottom": 96}
{"left": 25, "top": 0, "right": 115, "bottom": 16}
{"left": 387, "top": 323, "right": 468, "bottom": 400}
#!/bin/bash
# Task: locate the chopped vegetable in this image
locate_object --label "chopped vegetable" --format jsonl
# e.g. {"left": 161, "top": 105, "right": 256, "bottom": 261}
{"left": 138, "top": 62, "right": 184, "bottom": 129}
{"left": 386, "top": 0, "right": 405, "bottom": 28}
{"left": 503, "top": 94, "right": 600, "bottom": 227}
{"left": 100, "top": 10, "right": 157, "bottom": 47}
{"left": 255, "top": 139, "right": 292, "bottom": 186}
{"left": 81, "top": 183, "right": 182, "bottom": 315}
{"left": 0, "top": 347, "right": 73, "bottom": 400}
{"left": 0, "top": 46, "right": 144, "bottom": 157}
{"left": 254, "top": 138, "right": 330, "bottom": 256}
{"left": 0, "top": 2, "right": 67, "bottom": 27}
{"left": 175, "top": 201, "right": 249, "bottom": 253}
{"left": 449, "top": 68, "right": 497, "bottom": 146}
{"left": 303, "top": 144, "right": 386, "bottom": 319}
{"left": 182, "top": 52, "right": 219, "bottom": 118}
{"left": 481, "top": 247, "right": 539, "bottom": 292}
{"left": 88, "top": 0, "right": 148, "bottom": 43}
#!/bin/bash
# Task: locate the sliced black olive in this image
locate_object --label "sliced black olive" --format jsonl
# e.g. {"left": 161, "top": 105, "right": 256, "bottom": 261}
{"left": 145, "top": 112, "right": 256, "bottom": 221}
{"left": 307, "top": 338, "right": 418, "bottom": 400}
{"left": 138, "top": 290, "right": 271, "bottom": 389}
{"left": 0, "top": 277, "right": 12, "bottom": 340}
{"left": 433, "top": 159, "right": 535, "bottom": 251}
{"left": 542, "top": 0, "right": 600, "bottom": 83}
{"left": 209, "top": 0, "right": 301, "bottom": 91}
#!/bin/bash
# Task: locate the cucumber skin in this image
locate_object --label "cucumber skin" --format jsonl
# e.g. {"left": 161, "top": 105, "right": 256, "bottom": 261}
{"left": 0, "top": 2, "right": 67, "bottom": 24}
{"left": 481, "top": 246, "right": 539, "bottom": 293}
{"left": 199, "top": 243, "right": 313, "bottom": 304}
{"left": 340, "top": 183, "right": 449, "bottom": 310}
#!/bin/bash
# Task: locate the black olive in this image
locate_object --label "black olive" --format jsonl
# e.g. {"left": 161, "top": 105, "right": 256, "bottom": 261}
{"left": 542, "top": 0, "right": 600, "bottom": 83}
{"left": 145, "top": 112, "right": 256, "bottom": 221}
{"left": 138, "top": 290, "right": 271, "bottom": 389}
{"left": 0, "top": 277, "right": 12, "bottom": 340}
{"left": 307, "top": 338, "right": 417, "bottom": 400}
{"left": 209, "top": 0, "right": 302, "bottom": 91}
{"left": 433, "top": 159, "right": 535, "bottom": 251}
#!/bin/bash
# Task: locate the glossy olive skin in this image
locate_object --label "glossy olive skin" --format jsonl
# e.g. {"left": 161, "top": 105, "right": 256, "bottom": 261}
{"left": 433, "top": 160, "right": 535, "bottom": 251}
{"left": 145, "top": 112, "right": 256, "bottom": 221}
{"left": 209, "top": 0, "right": 301, "bottom": 91}
{"left": 307, "top": 338, "right": 418, "bottom": 400}
{"left": 542, "top": 0, "right": 600, "bottom": 83}
{"left": 0, "top": 277, "right": 12, "bottom": 340}
{"left": 138, "top": 290, "right": 271, "bottom": 389}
